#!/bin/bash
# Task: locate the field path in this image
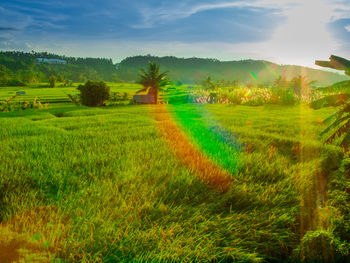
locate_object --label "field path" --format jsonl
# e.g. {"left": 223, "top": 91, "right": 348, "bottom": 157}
{"left": 151, "top": 104, "right": 233, "bottom": 192}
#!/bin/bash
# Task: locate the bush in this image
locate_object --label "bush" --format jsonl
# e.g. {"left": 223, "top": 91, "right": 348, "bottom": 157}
{"left": 270, "top": 87, "right": 296, "bottom": 105}
{"left": 0, "top": 96, "right": 48, "bottom": 112}
{"left": 3, "top": 79, "right": 26, "bottom": 87}
{"left": 78, "top": 80, "right": 110, "bottom": 107}
{"left": 49, "top": 76, "right": 57, "bottom": 88}
{"left": 110, "top": 92, "right": 129, "bottom": 102}
{"left": 294, "top": 229, "right": 349, "bottom": 262}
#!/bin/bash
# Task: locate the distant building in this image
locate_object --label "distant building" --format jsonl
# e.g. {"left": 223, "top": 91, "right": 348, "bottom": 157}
{"left": 36, "top": 58, "right": 67, "bottom": 64}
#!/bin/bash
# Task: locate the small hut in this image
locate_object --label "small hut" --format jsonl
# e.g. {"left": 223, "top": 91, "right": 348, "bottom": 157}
{"left": 132, "top": 87, "right": 157, "bottom": 104}
{"left": 132, "top": 94, "right": 155, "bottom": 104}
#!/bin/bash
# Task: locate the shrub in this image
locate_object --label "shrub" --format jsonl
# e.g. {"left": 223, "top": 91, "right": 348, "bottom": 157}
{"left": 201, "top": 76, "right": 217, "bottom": 90}
{"left": 4, "top": 79, "right": 26, "bottom": 87}
{"left": 64, "top": 79, "right": 73, "bottom": 87}
{"left": 49, "top": 76, "right": 57, "bottom": 88}
{"left": 110, "top": 92, "right": 129, "bottom": 102}
{"left": 0, "top": 96, "right": 48, "bottom": 112}
{"left": 270, "top": 87, "right": 296, "bottom": 105}
{"left": 67, "top": 94, "right": 80, "bottom": 106}
{"left": 294, "top": 229, "right": 349, "bottom": 262}
{"left": 78, "top": 80, "right": 110, "bottom": 107}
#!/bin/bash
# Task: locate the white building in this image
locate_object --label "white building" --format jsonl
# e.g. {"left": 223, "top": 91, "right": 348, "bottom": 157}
{"left": 36, "top": 58, "right": 67, "bottom": 64}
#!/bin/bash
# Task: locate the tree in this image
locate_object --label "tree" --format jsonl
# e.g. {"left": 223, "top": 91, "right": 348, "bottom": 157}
{"left": 137, "top": 62, "right": 170, "bottom": 104}
{"left": 49, "top": 75, "right": 56, "bottom": 88}
{"left": 273, "top": 75, "right": 288, "bottom": 88}
{"left": 78, "top": 80, "right": 110, "bottom": 107}
{"left": 315, "top": 55, "right": 350, "bottom": 149}
{"left": 288, "top": 76, "right": 315, "bottom": 99}
{"left": 201, "top": 76, "right": 216, "bottom": 90}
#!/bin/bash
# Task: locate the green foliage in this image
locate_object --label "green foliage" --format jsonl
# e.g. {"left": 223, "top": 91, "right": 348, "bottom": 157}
{"left": 201, "top": 76, "right": 217, "bottom": 90}
{"left": 314, "top": 55, "right": 350, "bottom": 149}
{"left": 137, "top": 62, "right": 170, "bottom": 104}
{"left": 0, "top": 85, "right": 348, "bottom": 262}
{"left": 0, "top": 51, "right": 118, "bottom": 84}
{"left": 117, "top": 55, "right": 348, "bottom": 86}
{"left": 0, "top": 95, "right": 48, "bottom": 112}
{"left": 63, "top": 79, "right": 73, "bottom": 87}
{"left": 67, "top": 94, "right": 80, "bottom": 106}
{"left": 4, "top": 79, "right": 27, "bottom": 87}
{"left": 289, "top": 75, "right": 315, "bottom": 99}
{"left": 320, "top": 102, "right": 350, "bottom": 148}
{"left": 327, "top": 158, "right": 350, "bottom": 252}
{"left": 110, "top": 92, "right": 129, "bottom": 102}
{"left": 295, "top": 229, "right": 348, "bottom": 262}
{"left": 78, "top": 80, "right": 110, "bottom": 107}
{"left": 273, "top": 75, "right": 289, "bottom": 88}
{"left": 0, "top": 83, "right": 141, "bottom": 104}
{"left": 49, "top": 76, "right": 57, "bottom": 88}
{"left": 271, "top": 87, "right": 297, "bottom": 105}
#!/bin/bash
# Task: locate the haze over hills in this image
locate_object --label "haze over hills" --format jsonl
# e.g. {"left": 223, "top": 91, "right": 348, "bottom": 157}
{"left": 117, "top": 55, "right": 349, "bottom": 86}
{"left": 0, "top": 51, "right": 348, "bottom": 86}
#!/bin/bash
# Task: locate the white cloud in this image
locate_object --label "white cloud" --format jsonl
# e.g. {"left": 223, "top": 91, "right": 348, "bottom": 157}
{"left": 345, "top": 25, "right": 350, "bottom": 32}
{"left": 226, "top": 0, "right": 350, "bottom": 67}
{"left": 0, "top": 7, "right": 33, "bottom": 32}
{"left": 4, "top": 0, "right": 350, "bottom": 67}
{"left": 134, "top": 0, "right": 350, "bottom": 28}
{"left": 132, "top": 0, "right": 350, "bottom": 66}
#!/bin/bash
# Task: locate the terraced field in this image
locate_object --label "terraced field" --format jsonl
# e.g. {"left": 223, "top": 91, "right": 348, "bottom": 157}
{"left": 0, "top": 83, "right": 141, "bottom": 103}
{"left": 1, "top": 92, "right": 348, "bottom": 262}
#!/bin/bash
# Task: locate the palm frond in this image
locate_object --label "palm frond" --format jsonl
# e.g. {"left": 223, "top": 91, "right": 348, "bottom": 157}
{"left": 340, "top": 128, "right": 350, "bottom": 150}
{"left": 321, "top": 115, "right": 350, "bottom": 135}
{"left": 311, "top": 93, "right": 350, "bottom": 109}
{"left": 325, "top": 120, "right": 350, "bottom": 144}
{"left": 136, "top": 87, "right": 149, "bottom": 94}
{"left": 323, "top": 107, "right": 346, "bottom": 125}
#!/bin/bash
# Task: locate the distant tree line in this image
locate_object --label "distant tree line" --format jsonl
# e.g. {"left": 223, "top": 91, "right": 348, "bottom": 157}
{"left": 0, "top": 51, "right": 119, "bottom": 86}
{"left": 0, "top": 52, "right": 348, "bottom": 87}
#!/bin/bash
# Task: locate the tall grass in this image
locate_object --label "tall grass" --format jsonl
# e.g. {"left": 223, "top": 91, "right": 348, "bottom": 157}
{"left": 0, "top": 100, "right": 348, "bottom": 262}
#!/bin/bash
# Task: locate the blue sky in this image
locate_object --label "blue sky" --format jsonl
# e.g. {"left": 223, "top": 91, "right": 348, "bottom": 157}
{"left": 1, "top": 0, "right": 350, "bottom": 67}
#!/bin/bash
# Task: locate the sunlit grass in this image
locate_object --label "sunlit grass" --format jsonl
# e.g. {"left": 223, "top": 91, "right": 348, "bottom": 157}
{"left": 0, "top": 83, "right": 141, "bottom": 104}
{"left": 0, "top": 97, "right": 346, "bottom": 262}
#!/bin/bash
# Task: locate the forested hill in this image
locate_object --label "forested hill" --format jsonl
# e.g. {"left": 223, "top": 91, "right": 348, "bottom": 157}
{"left": 117, "top": 55, "right": 349, "bottom": 86}
{"left": 0, "top": 51, "right": 118, "bottom": 84}
{"left": 1, "top": 51, "right": 348, "bottom": 86}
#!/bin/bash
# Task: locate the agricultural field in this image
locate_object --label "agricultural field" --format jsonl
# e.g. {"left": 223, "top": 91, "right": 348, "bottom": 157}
{"left": 0, "top": 83, "right": 141, "bottom": 104}
{"left": 0, "top": 84, "right": 349, "bottom": 262}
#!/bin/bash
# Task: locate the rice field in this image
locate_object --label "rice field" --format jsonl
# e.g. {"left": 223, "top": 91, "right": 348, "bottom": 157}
{"left": 0, "top": 85, "right": 348, "bottom": 262}
{"left": 0, "top": 83, "right": 141, "bottom": 103}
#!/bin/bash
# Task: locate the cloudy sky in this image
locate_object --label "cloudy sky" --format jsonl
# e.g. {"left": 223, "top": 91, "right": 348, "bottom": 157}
{"left": 1, "top": 0, "right": 350, "bottom": 67}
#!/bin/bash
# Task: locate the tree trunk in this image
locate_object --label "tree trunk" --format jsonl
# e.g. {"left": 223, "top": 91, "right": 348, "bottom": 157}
{"left": 154, "top": 88, "right": 158, "bottom": 104}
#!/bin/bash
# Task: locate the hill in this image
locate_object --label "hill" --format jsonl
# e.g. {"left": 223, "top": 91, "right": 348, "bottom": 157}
{"left": 117, "top": 55, "right": 349, "bottom": 86}
{"left": 0, "top": 51, "right": 118, "bottom": 85}
{"left": 1, "top": 51, "right": 348, "bottom": 87}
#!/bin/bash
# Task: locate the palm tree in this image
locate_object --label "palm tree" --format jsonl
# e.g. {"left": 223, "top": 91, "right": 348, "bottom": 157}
{"left": 137, "top": 62, "right": 170, "bottom": 104}
{"left": 315, "top": 55, "right": 350, "bottom": 149}
{"left": 320, "top": 102, "right": 350, "bottom": 149}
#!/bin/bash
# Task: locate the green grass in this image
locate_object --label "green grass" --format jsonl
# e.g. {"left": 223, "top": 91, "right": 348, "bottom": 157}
{"left": 0, "top": 87, "right": 348, "bottom": 262}
{"left": 0, "top": 83, "right": 142, "bottom": 103}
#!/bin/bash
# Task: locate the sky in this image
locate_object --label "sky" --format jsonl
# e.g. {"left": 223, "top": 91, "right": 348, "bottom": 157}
{"left": 1, "top": 0, "right": 350, "bottom": 67}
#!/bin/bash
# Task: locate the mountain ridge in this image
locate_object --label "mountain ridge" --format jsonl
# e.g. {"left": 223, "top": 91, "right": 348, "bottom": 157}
{"left": 0, "top": 51, "right": 347, "bottom": 86}
{"left": 117, "top": 55, "right": 349, "bottom": 86}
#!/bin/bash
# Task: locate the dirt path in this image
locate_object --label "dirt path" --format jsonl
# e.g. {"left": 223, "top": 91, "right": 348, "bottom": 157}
{"left": 151, "top": 105, "right": 233, "bottom": 192}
